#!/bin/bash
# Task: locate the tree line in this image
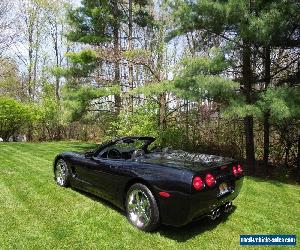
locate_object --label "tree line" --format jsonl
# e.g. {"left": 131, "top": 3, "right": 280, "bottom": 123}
{"left": 0, "top": 0, "right": 299, "bottom": 181}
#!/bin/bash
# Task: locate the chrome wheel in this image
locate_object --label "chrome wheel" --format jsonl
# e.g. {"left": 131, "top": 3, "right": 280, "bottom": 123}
{"left": 55, "top": 159, "right": 67, "bottom": 186}
{"left": 127, "top": 189, "right": 151, "bottom": 228}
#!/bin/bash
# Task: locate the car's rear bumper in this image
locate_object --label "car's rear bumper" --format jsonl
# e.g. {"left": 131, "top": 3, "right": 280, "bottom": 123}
{"left": 154, "top": 176, "right": 244, "bottom": 226}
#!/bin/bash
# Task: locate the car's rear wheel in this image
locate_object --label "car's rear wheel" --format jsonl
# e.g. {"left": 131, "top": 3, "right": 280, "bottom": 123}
{"left": 55, "top": 159, "right": 70, "bottom": 187}
{"left": 126, "top": 183, "right": 159, "bottom": 232}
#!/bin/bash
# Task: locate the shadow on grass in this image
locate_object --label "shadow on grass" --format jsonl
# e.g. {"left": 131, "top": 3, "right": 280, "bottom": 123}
{"left": 72, "top": 187, "right": 236, "bottom": 242}
{"left": 158, "top": 207, "right": 236, "bottom": 242}
{"left": 71, "top": 187, "right": 126, "bottom": 216}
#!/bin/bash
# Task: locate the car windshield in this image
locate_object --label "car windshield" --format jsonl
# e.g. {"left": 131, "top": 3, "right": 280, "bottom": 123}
{"left": 99, "top": 137, "right": 155, "bottom": 160}
{"left": 111, "top": 139, "right": 146, "bottom": 151}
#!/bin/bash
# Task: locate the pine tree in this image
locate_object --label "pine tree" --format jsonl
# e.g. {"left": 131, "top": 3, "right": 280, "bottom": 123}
{"left": 168, "top": 0, "right": 300, "bottom": 170}
{"left": 65, "top": 0, "right": 154, "bottom": 117}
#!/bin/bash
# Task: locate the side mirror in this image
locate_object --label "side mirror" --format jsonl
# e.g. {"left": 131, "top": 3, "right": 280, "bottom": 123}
{"left": 84, "top": 151, "right": 94, "bottom": 158}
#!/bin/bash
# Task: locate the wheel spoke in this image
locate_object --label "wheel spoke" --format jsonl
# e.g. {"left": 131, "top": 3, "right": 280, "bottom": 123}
{"left": 130, "top": 212, "right": 138, "bottom": 224}
{"left": 136, "top": 218, "right": 143, "bottom": 227}
{"left": 127, "top": 202, "right": 136, "bottom": 212}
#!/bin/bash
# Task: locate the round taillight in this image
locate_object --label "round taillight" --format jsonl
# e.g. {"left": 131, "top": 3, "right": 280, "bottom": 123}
{"left": 205, "top": 173, "right": 216, "bottom": 187}
{"left": 232, "top": 166, "right": 238, "bottom": 177}
{"left": 237, "top": 164, "right": 243, "bottom": 173}
{"left": 193, "top": 176, "right": 204, "bottom": 190}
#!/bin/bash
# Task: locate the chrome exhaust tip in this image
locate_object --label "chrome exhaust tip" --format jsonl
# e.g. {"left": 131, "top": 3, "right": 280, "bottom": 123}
{"left": 215, "top": 208, "right": 221, "bottom": 218}
{"left": 224, "top": 202, "right": 233, "bottom": 213}
{"left": 209, "top": 210, "right": 217, "bottom": 220}
{"left": 209, "top": 208, "right": 221, "bottom": 220}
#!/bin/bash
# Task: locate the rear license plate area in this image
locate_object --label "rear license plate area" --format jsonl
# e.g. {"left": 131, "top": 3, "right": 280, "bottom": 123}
{"left": 218, "top": 182, "right": 231, "bottom": 196}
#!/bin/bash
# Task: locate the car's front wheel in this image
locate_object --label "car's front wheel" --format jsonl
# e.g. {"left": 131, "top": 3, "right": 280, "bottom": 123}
{"left": 55, "top": 159, "right": 70, "bottom": 187}
{"left": 126, "top": 183, "right": 159, "bottom": 232}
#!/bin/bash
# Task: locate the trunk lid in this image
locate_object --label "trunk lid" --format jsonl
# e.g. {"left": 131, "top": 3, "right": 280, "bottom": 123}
{"left": 142, "top": 150, "right": 234, "bottom": 172}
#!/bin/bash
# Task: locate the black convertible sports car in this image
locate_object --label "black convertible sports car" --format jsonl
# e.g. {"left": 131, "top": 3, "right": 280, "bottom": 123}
{"left": 53, "top": 136, "right": 244, "bottom": 231}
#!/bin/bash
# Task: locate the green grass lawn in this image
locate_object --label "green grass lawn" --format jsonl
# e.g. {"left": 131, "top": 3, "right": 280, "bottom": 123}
{"left": 0, "top": 142, "right": 299, "bottom": 249}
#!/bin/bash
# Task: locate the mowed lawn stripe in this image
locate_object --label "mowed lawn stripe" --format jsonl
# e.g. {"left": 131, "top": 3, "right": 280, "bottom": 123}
{"left": 0, "top": 142, "right": 299, "bottom": 250}
{"left": 0, "top": 142, "right": 177, "bottom": 249}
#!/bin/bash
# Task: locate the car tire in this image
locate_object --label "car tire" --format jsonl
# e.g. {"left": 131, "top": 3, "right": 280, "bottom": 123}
{"left": 54, "top": 158, "right": 70, "bottom": 187}
{"left": 126, "top": 183, "right": 159, "bottom": 232}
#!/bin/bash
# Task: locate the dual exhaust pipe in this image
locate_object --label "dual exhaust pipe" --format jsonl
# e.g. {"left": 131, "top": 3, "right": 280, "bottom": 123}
{"left": 224, "top": 202, "right": 233, "bottom": 213}
{"left": 209, "top": 202, "right": 233, "bottom": 220}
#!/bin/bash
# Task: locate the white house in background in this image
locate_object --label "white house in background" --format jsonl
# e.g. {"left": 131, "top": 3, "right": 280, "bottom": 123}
{"left": 8, "top": 134, "right": 27, "bottom": 142}
{"left": 0, "top": 134, "right": 27, "bottom": 142}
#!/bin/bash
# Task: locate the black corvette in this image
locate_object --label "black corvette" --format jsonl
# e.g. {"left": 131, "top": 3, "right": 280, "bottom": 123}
{"left": 53, "top": 136, "right": 244, "bottom": 231}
